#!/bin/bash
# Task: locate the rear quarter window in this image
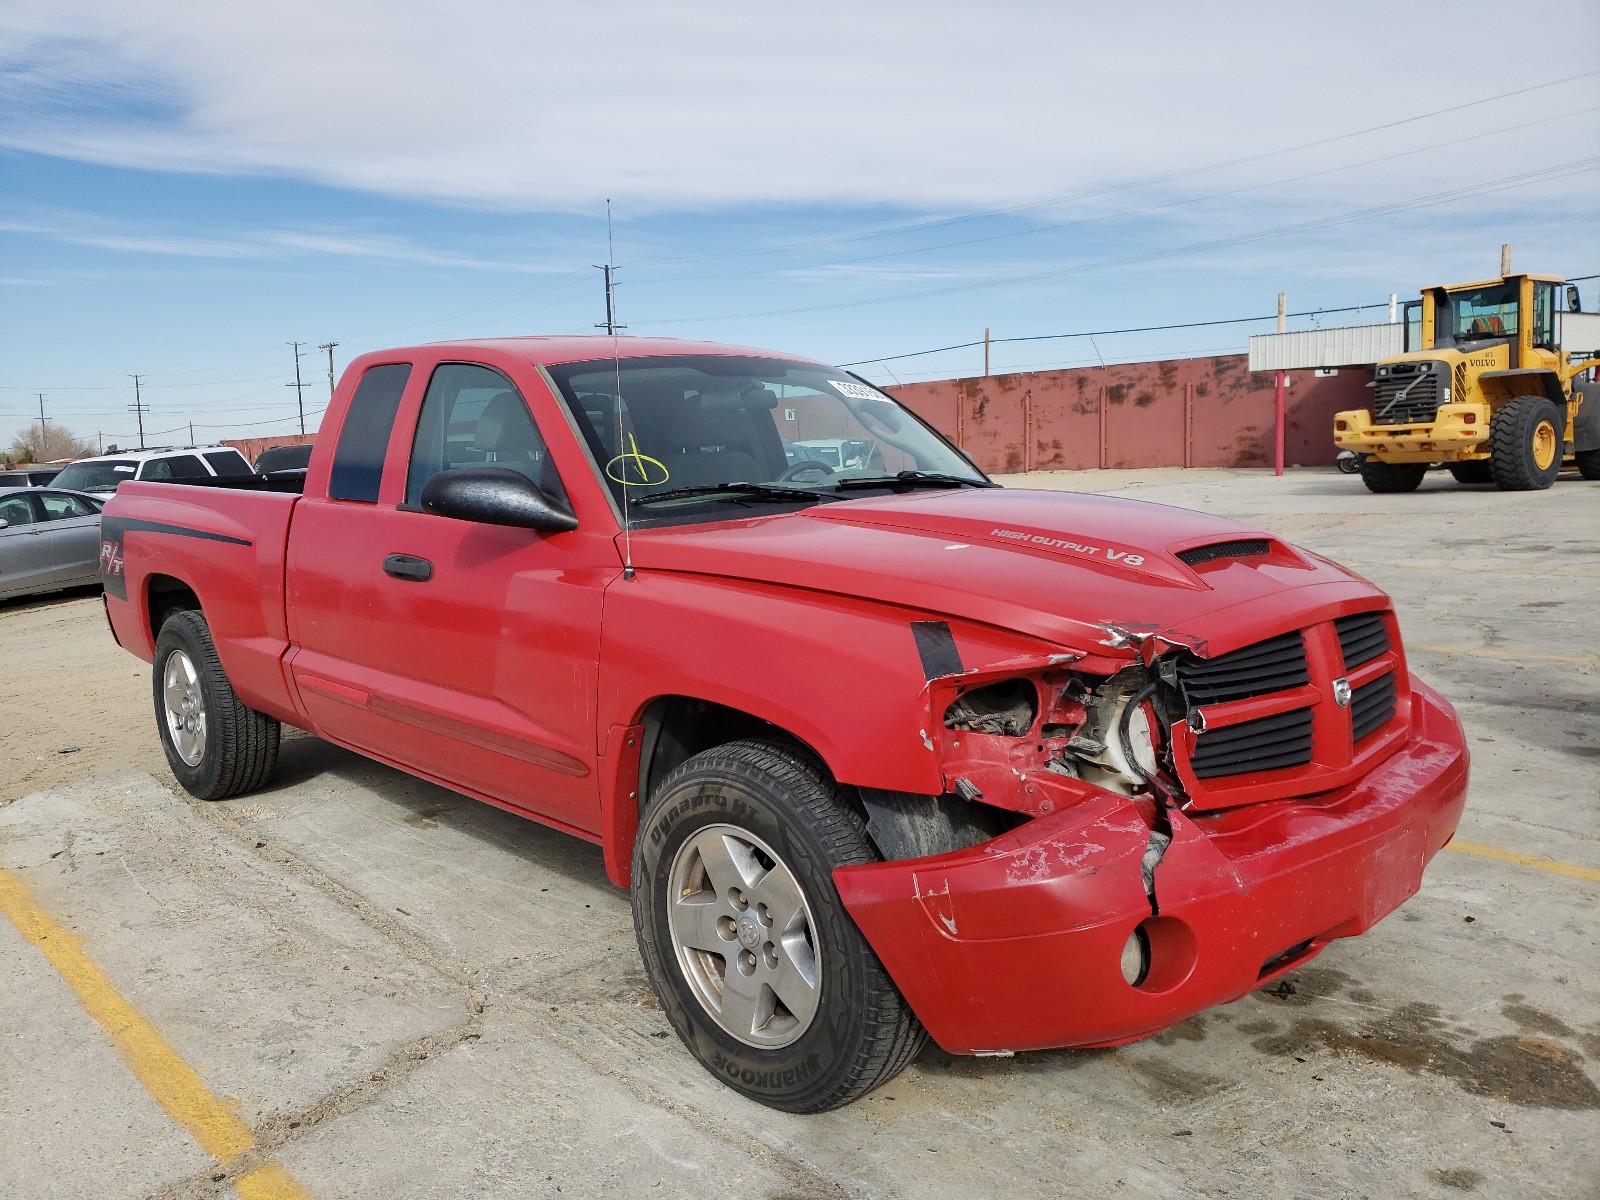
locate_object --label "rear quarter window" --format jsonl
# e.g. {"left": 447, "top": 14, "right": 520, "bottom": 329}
{"left": 329, "top": 364, "right": 413, "bottom": 502}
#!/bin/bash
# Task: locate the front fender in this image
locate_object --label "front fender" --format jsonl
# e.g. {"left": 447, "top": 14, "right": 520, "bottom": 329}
{"left": 596, "top": 571, "right": 1078, "bottom": 795}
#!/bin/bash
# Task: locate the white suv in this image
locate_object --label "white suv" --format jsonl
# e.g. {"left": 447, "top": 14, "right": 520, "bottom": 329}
{"left": 50, "top": 446, "right": 254, "bottom": 495}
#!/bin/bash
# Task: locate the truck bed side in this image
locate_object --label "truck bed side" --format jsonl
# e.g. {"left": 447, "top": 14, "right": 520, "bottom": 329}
{"left": 102, "top": 481, "right": 301, "bottom": 725}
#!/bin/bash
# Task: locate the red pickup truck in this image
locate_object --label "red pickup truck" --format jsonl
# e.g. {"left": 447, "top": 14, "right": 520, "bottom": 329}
{"left": 100, "top": 337, "right": 1469, "bottom": 1112}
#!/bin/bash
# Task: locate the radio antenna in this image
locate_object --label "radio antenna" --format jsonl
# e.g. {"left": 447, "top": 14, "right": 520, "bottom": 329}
{"left": 603, "top": 200, "right": 635, "bottom": 580}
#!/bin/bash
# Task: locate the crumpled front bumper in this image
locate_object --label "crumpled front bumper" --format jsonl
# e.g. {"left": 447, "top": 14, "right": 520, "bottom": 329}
{"left": 833, "top": 681, "right": 1469, "bottom": 1055}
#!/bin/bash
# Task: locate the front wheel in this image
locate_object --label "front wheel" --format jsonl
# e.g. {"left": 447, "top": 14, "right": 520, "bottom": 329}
{"left": 1447, "top": 460, "right": 1493, "bottom": 485}
{"left": 631, "top": 739, "right": 924, "bottom": 1112}
{"left": 152, "top": 610, "right": 280, "bottom": 800}
{"left": 1489, "top": 396, "right": 1563, "bottom": 491}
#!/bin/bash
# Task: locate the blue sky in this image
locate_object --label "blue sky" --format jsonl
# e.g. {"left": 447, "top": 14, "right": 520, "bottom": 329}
{"left": 2, "top": 0, "right": 1597, "bottom": 451}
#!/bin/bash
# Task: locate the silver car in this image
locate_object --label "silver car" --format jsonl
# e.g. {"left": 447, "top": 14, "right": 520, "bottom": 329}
{"left": 0, "top": 487, "right": 106, "bottom": 601}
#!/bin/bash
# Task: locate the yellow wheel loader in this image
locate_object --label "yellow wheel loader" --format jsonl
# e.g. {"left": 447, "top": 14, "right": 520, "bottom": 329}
{"left": 1334, "top": 272, "right": 1600, "bottom": 492}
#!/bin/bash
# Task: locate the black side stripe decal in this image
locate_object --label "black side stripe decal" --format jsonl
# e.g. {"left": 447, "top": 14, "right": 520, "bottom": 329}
{"left": 911, "top": 620, "right": 963, "bottom": 681}
{"left": 102, "top": 516, "right": 253, "bottom": 548}
{"left": 98, "top": 516, "right": 254, "bottom": 601}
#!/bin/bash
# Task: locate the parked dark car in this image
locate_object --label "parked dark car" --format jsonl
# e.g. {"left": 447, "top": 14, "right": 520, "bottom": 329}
{"left": 0, "top": 467, "right": 63, "bottom": 487}
{"left": 0, "top": 487, "right": 105, "bottom": 600}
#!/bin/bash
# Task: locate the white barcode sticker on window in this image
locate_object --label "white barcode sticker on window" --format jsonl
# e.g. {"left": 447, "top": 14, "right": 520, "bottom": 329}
{"left": 830, "top": 378, "right": 884, "bottom": 401}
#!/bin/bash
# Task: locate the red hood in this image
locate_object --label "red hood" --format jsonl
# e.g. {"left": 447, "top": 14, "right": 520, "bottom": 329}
{"left": 626, "top": 489, "right": 1383, "bottom": 660}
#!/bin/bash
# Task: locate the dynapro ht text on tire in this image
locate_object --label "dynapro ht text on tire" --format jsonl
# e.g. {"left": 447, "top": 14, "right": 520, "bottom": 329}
{"left": 1489, "top": 395, "right": 1563, "bottom": 491}
{"left": 631, "top": 739, "right": 925, "bottom": 1113}
{"left": 152, "top": 609, "right": 281, "bottom": 800}
{"left": 1357, "top": 458, "right": 1427, "bottom": 494}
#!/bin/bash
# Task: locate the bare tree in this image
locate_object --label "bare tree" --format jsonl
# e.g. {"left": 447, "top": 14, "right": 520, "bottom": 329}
{"left": 6, "top": 423, "right": 97, "bottom": 465}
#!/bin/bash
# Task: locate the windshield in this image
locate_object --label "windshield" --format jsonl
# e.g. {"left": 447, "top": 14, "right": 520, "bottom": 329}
{"left": 1443, "top": 284, "right": 1518, "bottom": 342}
{"left": 50, "top": 459, "right": 138, "bottom": 493}
{"left": 545, "top": 354, "right": 987, "bottom": 524}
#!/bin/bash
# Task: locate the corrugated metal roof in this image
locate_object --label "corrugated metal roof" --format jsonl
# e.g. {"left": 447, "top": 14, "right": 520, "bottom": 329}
{"left": 1248, "top": 324, "right": 1404, "bottom": 371}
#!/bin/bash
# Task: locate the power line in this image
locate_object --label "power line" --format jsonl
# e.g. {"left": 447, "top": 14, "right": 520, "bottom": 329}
{"left": 839, "top": 304, "right": 1389, "bottom": 367}
{"left": 633, "top": 157, "right": 1600, "bottom": 326}
{"left": 628, "top": 70, "right": 1600, "bottom": 271}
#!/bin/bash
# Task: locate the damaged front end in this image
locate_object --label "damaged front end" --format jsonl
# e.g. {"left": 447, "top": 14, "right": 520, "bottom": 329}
{"left": 835, "top": 617, "right": 1470, "bottom": 1055}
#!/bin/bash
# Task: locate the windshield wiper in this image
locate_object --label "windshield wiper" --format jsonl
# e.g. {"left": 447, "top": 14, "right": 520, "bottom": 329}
{"left": 629, "top": 482, "right": 828, "bottom": 507}
{"left": 830, "top": 471, "right": 997, "bottom": 491}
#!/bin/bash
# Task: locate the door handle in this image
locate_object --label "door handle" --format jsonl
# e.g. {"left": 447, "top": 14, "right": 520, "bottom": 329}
{"left": 382, "top": 553, "right": 434, "bottom": 582}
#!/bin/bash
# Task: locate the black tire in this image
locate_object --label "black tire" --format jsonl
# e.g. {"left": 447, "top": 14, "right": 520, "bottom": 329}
{"left": 1447, "top": 460, "right": 1494, "bottom": 485}
{"left": 631, "top": 738, "right": 925, "bottom": 1113}
{"left": 1357, "top": 458, "right": 1427, "bottom": 494}
{"left": 1576, "top": 447, "right": 1600, "bottom": 481}
{"left": 152, "top": 609, "right": 280, "bottom": 800}
{"left": 1489, "top": 396, "right": 1563, "bottom": 491}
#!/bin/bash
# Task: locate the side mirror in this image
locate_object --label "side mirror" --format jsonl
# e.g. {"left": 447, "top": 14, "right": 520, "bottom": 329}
{"left": 420, "top": 466, "right": 578, "bottom": 532}
{"left": 1568, "top": 284, "right": 1582, "bottom": 313}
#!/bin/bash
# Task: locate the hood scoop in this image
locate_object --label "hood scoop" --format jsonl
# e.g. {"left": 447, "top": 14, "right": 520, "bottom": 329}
{"left": 1176, "top": 538, "right": 1272, "bottom": 567}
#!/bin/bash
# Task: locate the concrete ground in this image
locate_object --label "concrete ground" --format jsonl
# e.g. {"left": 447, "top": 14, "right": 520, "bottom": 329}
{"left": 1, "top": 466, "right": 1596, "bottom": 1200}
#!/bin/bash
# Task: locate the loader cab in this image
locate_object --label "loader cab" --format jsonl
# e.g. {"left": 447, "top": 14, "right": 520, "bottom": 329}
{"left": 1415, "top": 273, "right": 1566, "bottom": 367}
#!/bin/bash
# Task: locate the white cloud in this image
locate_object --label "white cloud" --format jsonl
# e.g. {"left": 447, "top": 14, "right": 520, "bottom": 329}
{"left": 2, "top": 0, "right": 1596, "bottom": 213}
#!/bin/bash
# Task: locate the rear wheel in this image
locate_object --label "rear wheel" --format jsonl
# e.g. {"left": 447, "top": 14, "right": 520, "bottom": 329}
{"left": 1358, "top": 458, "right": 1427, "bottom": 494}
{"left": 1489, "top": 396, "right": 1563, "bottom": 491}
{"left": 631, "top": 739, "right": 924, "bottom": 1112}
{"left": 1447, "top": 460, "right": 1493, "bottom": 485}
{"left": 1576, "top": 447, "right": 1600, "bottom": 481}
{"left": 152, "top": 610, "right": 280, "bottom": 800}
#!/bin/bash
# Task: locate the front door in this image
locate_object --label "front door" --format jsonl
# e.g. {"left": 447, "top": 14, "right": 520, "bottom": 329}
{"left": 0, "top": 493, "right": 54, "bottom": 598}
{"left": 286, "top": 359, "right": 619, "bottom": 835}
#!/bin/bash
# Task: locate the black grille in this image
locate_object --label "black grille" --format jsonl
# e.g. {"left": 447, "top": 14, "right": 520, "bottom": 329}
{"left": 1177, "top": 631, "right": 1309, "bottom": 705}
{"left": 1373, "top": 369, "right": 1441, "bottom": 425}
{"left": 1191, "top": 708, "right": 1314, "bottom": 779}
{"left": 1335, "top": 611, "right": 1390, "bottom": 670}
{"left": 1177, "top": 539, "right": 1271, "bottom": 567}
{"left": 1351, "top": 672, "right": 1397, "bottom": 742}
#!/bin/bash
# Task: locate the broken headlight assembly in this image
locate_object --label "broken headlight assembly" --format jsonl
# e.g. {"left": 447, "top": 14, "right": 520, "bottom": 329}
{"left": 936, "top": 662, "right": 1182, "bottom": 817}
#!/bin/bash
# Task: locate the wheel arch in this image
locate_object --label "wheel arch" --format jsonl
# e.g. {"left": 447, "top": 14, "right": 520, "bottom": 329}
{"left": 602, "top": 693, "right": 838, "bottom": 890}
{"left": 146, "top": 573, "right": 203, "bottom": 645}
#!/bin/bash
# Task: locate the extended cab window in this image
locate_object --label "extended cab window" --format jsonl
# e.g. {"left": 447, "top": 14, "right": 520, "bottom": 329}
{"left": 329, "top": 363, "right": 412, "bottom": 502}
{"left": 405, "top": 364, "right": 565, "bottom": 507}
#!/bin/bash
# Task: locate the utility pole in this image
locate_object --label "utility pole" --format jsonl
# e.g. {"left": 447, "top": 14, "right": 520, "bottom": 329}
{"left": 130, "top": 375, "right": 147, "bottom": 449}
{"left": 1274, "top": 293, "right": 1287, "bottom": 479}
{"left": 983, "top": 328, "right": 990, "bottom": 377}
{"left": 594, "top": 264, "right": 625, "bottom": 335}
{"left": 286, "top": 342, "right": 307, "bottom": 435}
{"left": 595, "top": 199, "right": 625, "bottom": 337}
{"left": 1501, "top": 243, "right": 1512, "bottom": 276}
{"left": 318, "top": 342, "right": 339, "bottom": 400}
{"left": 36, "top": 394, "right": 48, "bottom": 459}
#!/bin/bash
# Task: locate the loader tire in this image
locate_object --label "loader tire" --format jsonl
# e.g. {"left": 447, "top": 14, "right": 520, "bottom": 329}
{"left": 1357, "top": 458, "right": 1426, "bottom": 494}
{"left": 1576, "top": 447, "right": 1600, "bottom": 481}
{"left": 1447, "top": 460, "right": 1493, "bottom": 485}
{"left": 1489, "top": 396, "right": 1562, "bottom": 491}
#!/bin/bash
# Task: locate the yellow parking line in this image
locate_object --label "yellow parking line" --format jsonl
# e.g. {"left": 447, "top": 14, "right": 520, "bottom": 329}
{"left": 1445, "top": 840, "right": 1600, "bottom": 884}
{"left": 1411, "top": 644, "right": 1600, "bottom": 668}
{"left": 0, "top": 869, "right": 310, "bottom": 1200}
{"left": 237, "top": 1163, "right": 312, "bottom": 1200}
